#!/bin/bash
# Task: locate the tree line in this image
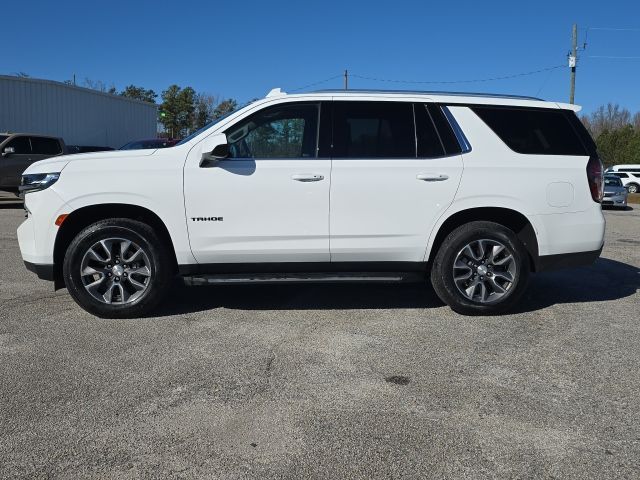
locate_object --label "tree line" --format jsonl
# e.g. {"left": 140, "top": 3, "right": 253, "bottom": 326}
{"left": 581, "top": 104, "right": 640, "bottom": 167}
{"left": 118, "top": 84, "right": 239, "bottom": 139}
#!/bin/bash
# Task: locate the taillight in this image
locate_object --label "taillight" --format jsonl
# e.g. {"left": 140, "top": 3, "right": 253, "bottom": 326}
{"left": 587, "top": 155, "right": 604, "bottom": 203}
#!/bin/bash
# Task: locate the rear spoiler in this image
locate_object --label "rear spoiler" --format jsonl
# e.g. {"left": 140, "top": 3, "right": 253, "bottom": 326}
{"left": 556, "top": 102, "right": 582, "bottom": 112}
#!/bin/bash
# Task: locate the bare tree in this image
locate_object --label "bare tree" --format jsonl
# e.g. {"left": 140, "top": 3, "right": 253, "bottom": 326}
{"left": 82, "top": 77, "right": 116, "bottom": 94}
{"left": 582, "top": 103, "right": 632, "bottom": 138}
{"left": 193, "top": 93, "right": 219, "bottom": 129}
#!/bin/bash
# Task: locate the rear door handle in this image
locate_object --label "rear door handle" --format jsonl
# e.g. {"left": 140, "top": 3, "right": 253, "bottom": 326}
{"left": 416, "top": 173, "right": 449, "bottom": 182}
{"left": 292, "top": 174, "right": 324, "bottom": 182}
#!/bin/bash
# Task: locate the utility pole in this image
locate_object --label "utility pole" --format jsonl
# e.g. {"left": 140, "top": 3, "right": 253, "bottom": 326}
{"left": 344, "top": 69, "right": 348, "bottom": 90}
{"left": 569, "top": 23, "right": 577, "bottom": 104}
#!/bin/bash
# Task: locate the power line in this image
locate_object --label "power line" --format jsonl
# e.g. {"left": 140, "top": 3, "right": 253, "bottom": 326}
{"left": 349, "top": 65, "right": 565, "bottom": 85}
{"left": 289, "top": 74, "right": 343, "bottom": 92}
{"left": 535, "top": 65, "right": 561, "bottom": 97}
{"left": 283, "top": 64, "right": 567, "bottom": 97}
{"left": 587, "top": 55, "right": 640, "bottom": 59}
{"left": 587, "top": 27, "right": 640, "bottom": 31}
{"left": 583, "top": 26, "right": 640, "bottom": 51}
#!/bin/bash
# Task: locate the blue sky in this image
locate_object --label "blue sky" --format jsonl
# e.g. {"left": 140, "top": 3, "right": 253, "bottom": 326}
{"left": 3, "top": 0, "right": 640, "bottom": 114}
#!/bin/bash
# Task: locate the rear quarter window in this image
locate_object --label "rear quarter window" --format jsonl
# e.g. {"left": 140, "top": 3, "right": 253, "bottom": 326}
{"left": 471, "top": 106, "right": 589, "bottom": 156}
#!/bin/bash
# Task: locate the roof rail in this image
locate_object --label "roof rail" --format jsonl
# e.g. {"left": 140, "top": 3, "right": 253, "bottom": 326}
{"left": 311, "top": 89, "right": 543, "bottom": 101}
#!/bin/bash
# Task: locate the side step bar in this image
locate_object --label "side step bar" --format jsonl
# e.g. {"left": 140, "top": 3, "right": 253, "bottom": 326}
{"left": 182, "top": 271, "right": 424, "bottom": 286}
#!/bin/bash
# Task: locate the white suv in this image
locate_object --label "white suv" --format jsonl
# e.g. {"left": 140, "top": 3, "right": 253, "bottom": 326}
{"left": 17, "top": 89, "right": 606, "bottom": 317}
{"left": 605, "top": 165, "right": 640, "bottom": 193}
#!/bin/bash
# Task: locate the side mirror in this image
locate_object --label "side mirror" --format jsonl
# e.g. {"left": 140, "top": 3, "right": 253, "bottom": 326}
{"left": 200, "top": 133, "right": 229, "bottom": 167}
{"left": 2, "top": 146, "right": 15, "bottom": 157}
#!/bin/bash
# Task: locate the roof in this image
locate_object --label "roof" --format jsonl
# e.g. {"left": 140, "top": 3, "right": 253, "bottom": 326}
{"left": 0, "top": 132, "right": 60, "bottom": 138}
{"left": 263, "top": 88, "right": 581, "bottom": 112}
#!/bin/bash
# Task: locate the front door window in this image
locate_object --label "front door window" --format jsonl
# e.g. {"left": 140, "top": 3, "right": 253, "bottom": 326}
{"left": 226, "top": 103, "right": 319, "bottom": 159}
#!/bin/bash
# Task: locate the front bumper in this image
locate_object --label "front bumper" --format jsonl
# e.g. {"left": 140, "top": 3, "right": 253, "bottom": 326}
{"left": 17, "top": 187, "right": 69, "bottom": 266}
{"left": 602, "top": 194, "right": 627, "bottom": 207}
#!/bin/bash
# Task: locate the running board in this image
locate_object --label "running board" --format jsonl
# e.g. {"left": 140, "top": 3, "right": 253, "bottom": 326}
{"left": 182, "top": 271, "right": 424, "bottom": 286}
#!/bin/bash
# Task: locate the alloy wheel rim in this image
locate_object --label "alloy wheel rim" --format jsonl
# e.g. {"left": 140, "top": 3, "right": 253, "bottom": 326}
{"left": 452, "top": 239, "right": 517, "bottom": 304}
{"left": 80, "top": 237, "right": 152, "bottom": 305}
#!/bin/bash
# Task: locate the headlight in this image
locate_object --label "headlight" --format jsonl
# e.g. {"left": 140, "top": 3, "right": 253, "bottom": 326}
{"left": 19, "top": 172, "right": 60, "bottom": 194}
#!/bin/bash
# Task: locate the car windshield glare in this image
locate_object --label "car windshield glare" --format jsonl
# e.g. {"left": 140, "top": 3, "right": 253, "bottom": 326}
{"left": 604, "top": 176, "right": 623, "bottom": 187}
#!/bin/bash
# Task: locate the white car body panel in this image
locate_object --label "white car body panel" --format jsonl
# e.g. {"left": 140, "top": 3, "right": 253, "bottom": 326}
{"left": 17, "top": 90, "right": 605, "bottom": 280}
{"left": 330, "top": 155, "right": 463, "bottom": 262}
{"left": 21, "top": 148, "right": 196, "bottom": 265}
{"left": 183, "top": 157, "right": 331, "bottom": 263}
{"left": 422, "top": 106, "right": 603, "bottom": 260}
{"left": 327, "top": 95, "right": 464, "bottom": 262}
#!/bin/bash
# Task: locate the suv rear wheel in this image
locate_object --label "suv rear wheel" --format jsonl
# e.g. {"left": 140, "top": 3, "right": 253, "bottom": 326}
{"left": 430, "top": 221, "right": 530, "bottom": 315}
{"left": 63, "top": 218, "right": 173, "bottom": 318}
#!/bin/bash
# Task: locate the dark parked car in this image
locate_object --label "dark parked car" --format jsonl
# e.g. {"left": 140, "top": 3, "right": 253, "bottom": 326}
{"left": 66, "top": 145, "right": 115, "bottom": 154}
{"left": 0, "top": 133, "right": 65, "bottom": 193}
{"left": 119, "top": 138, "right": 179, "bottom": 150}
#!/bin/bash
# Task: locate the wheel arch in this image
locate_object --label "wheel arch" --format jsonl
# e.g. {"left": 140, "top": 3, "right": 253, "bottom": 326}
{"left": 53, "top": 203, "right": 178, "bottom": 289}
{"left": 426, "top": 207, "right": 540, "bottom": 272}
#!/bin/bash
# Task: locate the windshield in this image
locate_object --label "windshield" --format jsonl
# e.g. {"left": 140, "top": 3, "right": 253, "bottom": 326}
{"left": 604, "top": 176, "right": 623, "bottom": 187}
{"left": 0, "top": 135, "right": 8, "bottom": 144}
{"left": 175, "top": 109, "right": 240, "bottom": 146}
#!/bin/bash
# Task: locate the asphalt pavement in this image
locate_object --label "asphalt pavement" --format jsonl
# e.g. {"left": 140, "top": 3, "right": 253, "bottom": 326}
{"left": 1, "top": 194, "right": 638, "bottom": 479}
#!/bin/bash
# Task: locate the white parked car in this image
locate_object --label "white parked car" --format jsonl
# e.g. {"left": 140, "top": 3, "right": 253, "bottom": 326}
{"left": 604, "top": 165, "right": 640, "bottom": 193}
{"left": 17, "top": 89, "right": 606, "bottom": 317}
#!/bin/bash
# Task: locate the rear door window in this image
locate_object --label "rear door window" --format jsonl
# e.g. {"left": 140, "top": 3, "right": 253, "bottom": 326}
{"left": 428, "top": 104, "right": 463, "bottom": 155}
{"left": 332, "top": 102, "right": 415, "bottom": 158}
{"left": 30, "top": 137, "right": 62, "bottom": 155}
{"left": 471, "top": 106, "right": 588, "bottom": 155}
{"left": 414, "top": 104, "right": 445, "bottom": 157}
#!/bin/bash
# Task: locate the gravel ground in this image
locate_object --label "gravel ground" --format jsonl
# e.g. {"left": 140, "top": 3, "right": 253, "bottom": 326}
{"left": 0, "top": 195, "right": 638, "bottom": 479}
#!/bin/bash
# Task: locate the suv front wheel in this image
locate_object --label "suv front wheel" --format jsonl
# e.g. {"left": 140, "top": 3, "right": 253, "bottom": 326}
{"left": 430, "top": 221, "right": 530, "bottom": 315}
{"left": 63, "top": 218, "right": 173, "bottom": 318}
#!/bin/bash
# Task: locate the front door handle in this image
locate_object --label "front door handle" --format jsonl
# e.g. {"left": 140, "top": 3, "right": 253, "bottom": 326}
{"left": 292, "top": 174, "right": 324, "bottom": 182}
{"left": 416, "top": 173, "right": 449, "bottom": 182}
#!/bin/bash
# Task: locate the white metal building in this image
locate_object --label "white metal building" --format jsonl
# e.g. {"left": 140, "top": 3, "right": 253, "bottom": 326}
{"left": 0, "top": 75, "right": 157, "bottom": 148}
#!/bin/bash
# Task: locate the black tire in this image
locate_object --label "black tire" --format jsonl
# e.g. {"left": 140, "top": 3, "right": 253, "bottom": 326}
{"left": 430, "top": 221, "right": 530, "bottom": 315}
{"left": 62, "top": 218, "right": 173, "bottom": 318}
{"left": 627, "top": 183, "right": 639, "bottom": 194}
